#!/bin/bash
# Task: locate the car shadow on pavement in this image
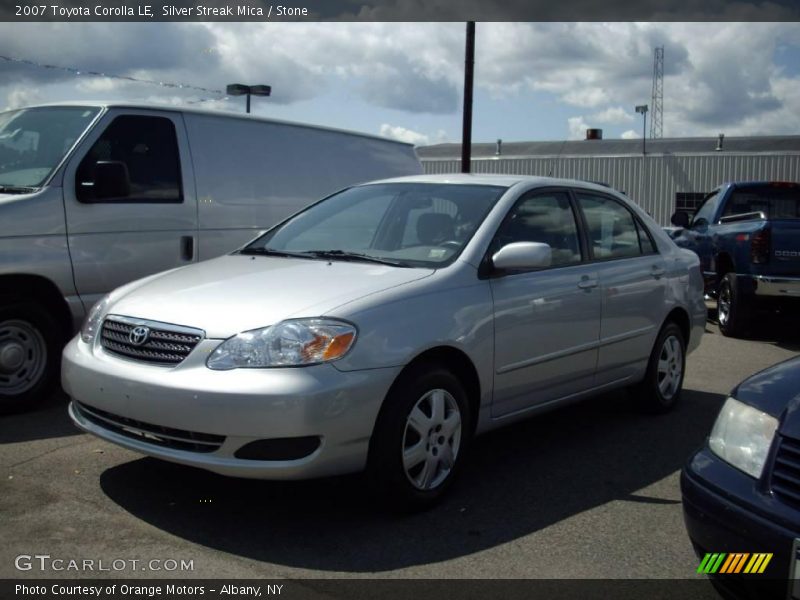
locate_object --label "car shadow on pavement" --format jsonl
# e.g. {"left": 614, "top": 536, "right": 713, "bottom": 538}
{"left": 0, "top": 391, "right": 81, "bottom": 444}
{"left": 99, "top": 388, "right": 725, "bottom": 572}
{"left": 706, "top": 308, "right": 800, "bottom": 351}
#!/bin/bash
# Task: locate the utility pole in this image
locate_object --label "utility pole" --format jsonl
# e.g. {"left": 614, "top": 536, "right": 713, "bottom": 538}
{"left": 461, "top": 21, "right": 475, "bottom": 174}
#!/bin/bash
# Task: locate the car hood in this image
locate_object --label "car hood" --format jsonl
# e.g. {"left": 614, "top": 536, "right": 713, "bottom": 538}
{"left": 733, "top": 356, "right": 800, "bottom": 436}
{"left": 108, "top": 254, "right": 434, "bottom": 338}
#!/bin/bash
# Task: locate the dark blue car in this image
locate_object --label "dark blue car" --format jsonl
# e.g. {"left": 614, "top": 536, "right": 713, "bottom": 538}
{"left": 682, "top": 356, "right": 800, "bottom": 599}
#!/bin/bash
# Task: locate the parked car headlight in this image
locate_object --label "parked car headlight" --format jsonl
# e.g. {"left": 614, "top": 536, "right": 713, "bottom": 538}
{"left": 80, "top": 294, "right": 112, "bottom": 344}
{"left": 709, "top": 397, "right": 778, "bottom": 478}
{"left": 206, "top": 318, "right": 357, "bottom": 370}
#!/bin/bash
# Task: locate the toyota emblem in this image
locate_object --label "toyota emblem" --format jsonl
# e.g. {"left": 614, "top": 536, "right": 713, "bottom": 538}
{"left": 129, "top": 326, "right": 150, "bottom": 346}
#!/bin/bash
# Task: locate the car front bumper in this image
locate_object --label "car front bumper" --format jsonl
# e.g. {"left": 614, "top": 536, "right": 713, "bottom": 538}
{"left": 681, "top": 447, "right": 799, "bottom": 599}
{"left": 63, "top": 335, "right": 401, "bottom": 480}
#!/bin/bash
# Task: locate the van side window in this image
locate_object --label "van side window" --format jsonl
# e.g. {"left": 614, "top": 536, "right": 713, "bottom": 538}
{"left": 494, "top": 192, "right": 582, "bottom": 267}
{"left": 576, "top": 193, "right": 642, "bottom": 259}
{"left": 76, "top": 116, "right": 182, "bottom": 204}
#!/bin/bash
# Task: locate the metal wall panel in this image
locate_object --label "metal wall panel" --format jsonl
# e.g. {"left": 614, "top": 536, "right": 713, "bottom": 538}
{"left": 421, "top": 153, "right": 800, "bottom": 225}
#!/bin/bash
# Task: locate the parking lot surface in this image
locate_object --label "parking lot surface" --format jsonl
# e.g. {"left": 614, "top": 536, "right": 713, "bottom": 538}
{"left": 2, "top": 316, "right": 799, "bottom": 582}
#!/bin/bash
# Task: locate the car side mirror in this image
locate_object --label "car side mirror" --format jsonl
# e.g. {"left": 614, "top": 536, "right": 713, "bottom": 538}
{"left": 93, "top": 160, "right": 131, "bottom": 199}
{"left": 492, "top": 242, "right": 552, "bottom": 271}
{"left": 670, "top": 211, "right": 690, "bottom": 228}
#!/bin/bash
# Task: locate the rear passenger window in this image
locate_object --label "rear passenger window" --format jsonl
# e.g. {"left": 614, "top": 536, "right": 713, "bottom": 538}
{"left": 577, "top": 193, "right": 643, "bottom": 259}
{"left": 76, "top": 115, "right": 182, "bottom": 203}
{"left": 636, "top": 220, "right": 656, "bottom": 254}
{"left": 494, "top": 192, "right": 582, "bottom": 267}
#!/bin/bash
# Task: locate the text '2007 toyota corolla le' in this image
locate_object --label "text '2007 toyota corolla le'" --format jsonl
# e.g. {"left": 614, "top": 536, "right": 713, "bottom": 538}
{"left": 63, "top": 174, "right": 706, "bottom": 509}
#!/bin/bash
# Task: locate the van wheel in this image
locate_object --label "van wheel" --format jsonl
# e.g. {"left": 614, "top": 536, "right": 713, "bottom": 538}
{"left": 368, "top": 366, "right": 471, "bottom": 511}
{"left": 0, "top": 300, "right": 60, "bottom": 415}
{"left": 717, "top": 273, "right": 748, "bottom": 338}
{"left": 633, "top": 322, "right": 686, "bottom": 414}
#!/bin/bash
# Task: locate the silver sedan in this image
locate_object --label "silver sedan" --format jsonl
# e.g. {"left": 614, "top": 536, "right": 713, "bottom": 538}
{"left": 63, "top": 174, "right": 706, "bottom": 509}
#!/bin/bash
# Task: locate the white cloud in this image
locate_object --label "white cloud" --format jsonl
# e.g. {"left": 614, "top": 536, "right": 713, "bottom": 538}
{"left": 621, "top": 129, "right": 640, "bottom": 139}
{"left": 591, "top": 106, "right": 635, "bottom": 124}
{"left": 379, "top": 123, "right": 430, "bottom": 145}
{"left": 567, "top": 116, "right": 590, "bottom": 140}
{"left": 5, "top": 86, "right": 43, "bottom": 110}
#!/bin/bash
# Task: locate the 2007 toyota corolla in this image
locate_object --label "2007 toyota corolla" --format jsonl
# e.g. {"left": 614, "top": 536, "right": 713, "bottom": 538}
{"left": 64, "top": 174, "right": 706, "bottom": 508}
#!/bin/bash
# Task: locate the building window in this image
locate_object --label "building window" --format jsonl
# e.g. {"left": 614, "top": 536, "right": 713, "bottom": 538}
{"left": 675, "top": 192, "right": 708, "bottom": 214}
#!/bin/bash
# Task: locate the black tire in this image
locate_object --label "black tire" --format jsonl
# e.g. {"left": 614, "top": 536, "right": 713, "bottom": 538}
{"left": 717, "top": 273, "right": 749, "bottom": 338}
{"left": 367, "top": 365, "right": 472, "bottom": 511}
{"left": 0, "top": 299, "right": 61, "bottom": 415}
{"left": 633, "top": 322, "right": 686, "bottom": 414}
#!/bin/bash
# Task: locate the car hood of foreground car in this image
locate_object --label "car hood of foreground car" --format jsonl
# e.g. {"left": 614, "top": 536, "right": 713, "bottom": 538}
{"left": 731, "top": 356, "right": 800, "bottom": 432}
{"left": 106, "top": 254, "right": 435, "bottom": 338}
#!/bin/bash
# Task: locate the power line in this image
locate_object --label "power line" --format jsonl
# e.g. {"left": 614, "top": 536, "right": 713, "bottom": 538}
{"left": 0, "top": 54, "right": 224, "bottom": 96}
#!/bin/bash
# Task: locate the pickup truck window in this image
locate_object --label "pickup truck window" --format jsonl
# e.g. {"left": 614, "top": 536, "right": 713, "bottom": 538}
{"left": 76, "top": 115, "right": 182, "bottom": 204}
{"left": 691, "top": 189, "right": 721, "bottom": 226}
{"left": 0, "top": 106, "right": 99, "bottom": 189}
{"left": 722, "top": 187, "right": 800, "bottom": 220}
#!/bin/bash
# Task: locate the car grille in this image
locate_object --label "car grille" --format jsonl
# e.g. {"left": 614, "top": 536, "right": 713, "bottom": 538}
{"left": 769, "top": 435, "right": 800, "bottom": 509}
{"left": 74, "top": 402, "right": 225, "bottom": 453}
{"left": 100, "top": 318, "right": 202, "bottom": 365}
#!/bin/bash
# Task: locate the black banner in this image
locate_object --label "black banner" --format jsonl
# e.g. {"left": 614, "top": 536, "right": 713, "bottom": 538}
{"left": 2, "top": 579, "right": 734, "bottom": 600}
{"left": 1, "top": 0, "right": 800, "bottom": 22}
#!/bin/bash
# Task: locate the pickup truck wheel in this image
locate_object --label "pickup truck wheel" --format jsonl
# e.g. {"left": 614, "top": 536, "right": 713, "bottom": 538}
{"left": 0, "top": 301, "right": 60, "bottom": 415}
{"left": 368, "top": 365, "right": 471, "bottom": 511}
{"left": 634, "top": 322, "right": 686, "bottom": 414}
{"left": 717, "top": 273, "right": 749, "bottom": 338}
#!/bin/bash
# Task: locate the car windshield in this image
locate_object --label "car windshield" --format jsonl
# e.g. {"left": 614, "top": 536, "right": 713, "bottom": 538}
{"left": 244, "top": 182, "right": 507, "bottom": 268}
{"left": 0, "top": 106, "right": 100, "bottom": 189}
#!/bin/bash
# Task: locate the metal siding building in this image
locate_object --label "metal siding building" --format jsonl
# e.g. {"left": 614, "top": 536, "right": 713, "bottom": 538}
{"left": 417, "top": 137, "right": 800, "bottom": 225}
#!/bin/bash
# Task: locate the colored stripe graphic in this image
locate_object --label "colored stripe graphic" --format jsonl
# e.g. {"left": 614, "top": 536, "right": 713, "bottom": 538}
{"left": 699, "top": 553, "right": 773, "bottom": 574}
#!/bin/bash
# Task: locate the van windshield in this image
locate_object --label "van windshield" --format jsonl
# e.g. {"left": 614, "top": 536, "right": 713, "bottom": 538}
{"left": 244, "top": 182, "right": 507, "bottom": 268}
{"left": 0, "top": 106, "right": 100, "bottom": 190}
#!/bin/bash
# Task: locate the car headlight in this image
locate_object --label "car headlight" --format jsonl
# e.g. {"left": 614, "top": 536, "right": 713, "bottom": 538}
{"left": 709, "top": 397, "right": 778, "bottom": 478}
{"left": 80, "top": 294, "right": 112, "bottom": 344}
{"left": 206, "top": 318, "right": 357, "bottom": 370}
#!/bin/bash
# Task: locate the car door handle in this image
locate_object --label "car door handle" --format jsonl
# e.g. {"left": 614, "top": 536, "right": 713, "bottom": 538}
{"left": 180, "top": 236, "right": 194, "bottom": 261}
{"left": 577, "top": 276, "right": 598, "bottom": 290}
{"left": 651, "top": 265, "right": 666, "bottom": 279}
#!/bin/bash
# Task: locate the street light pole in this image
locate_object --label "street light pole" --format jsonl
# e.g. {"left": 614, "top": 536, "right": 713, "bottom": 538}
{"left": 461, "top": 21, "right": 475, "bottom": 174}
{"left": 227, "top": 83, "right": 271, "bottom": 114}
{"left": 635, "top": 104, "right": 648, "bottom": 155}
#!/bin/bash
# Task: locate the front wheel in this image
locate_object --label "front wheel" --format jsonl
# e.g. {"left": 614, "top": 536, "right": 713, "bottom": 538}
{"left": 368, "top": 366, "right": 471, "bottom": 511}
{"left": 0, "top": 300, "right": 61, "bottom": 415}
{"left": 633, "top": 322, "right": 686, "bottom": 414}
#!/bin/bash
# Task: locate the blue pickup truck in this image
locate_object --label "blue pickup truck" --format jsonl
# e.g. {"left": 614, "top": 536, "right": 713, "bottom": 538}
{"left": 670, "top": 181, "right": 800, "bottom": 337}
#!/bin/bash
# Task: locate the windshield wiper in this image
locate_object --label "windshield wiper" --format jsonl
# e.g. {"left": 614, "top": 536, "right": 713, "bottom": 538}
{"left": 306, "top": 249, "right": 409, "bottom": 267}
{"left": 0, "top": 185, "right": 39, "bottom": 194}
{"left": 239, "top": 247, "right": 317, "bottom": 259}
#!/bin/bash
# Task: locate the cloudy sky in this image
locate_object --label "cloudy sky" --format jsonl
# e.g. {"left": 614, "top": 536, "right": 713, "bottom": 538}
{"left": 1, "top": 22, "right": 799, "bottom": 145}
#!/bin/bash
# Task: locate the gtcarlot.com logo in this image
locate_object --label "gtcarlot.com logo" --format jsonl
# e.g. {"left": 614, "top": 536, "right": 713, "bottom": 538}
{"left": 697, "top": 552, "right": 773, "bottom": 574}
{"left": 15, "top": 554, "right": 194, "bottom": 572}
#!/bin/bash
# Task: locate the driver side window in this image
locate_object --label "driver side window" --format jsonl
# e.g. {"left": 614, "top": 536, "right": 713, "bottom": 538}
{"left": 494, "top": 192, "right": 582, "bottom": 267}
{"left": 691, "top": 189, "right": 721, "bottom": 227}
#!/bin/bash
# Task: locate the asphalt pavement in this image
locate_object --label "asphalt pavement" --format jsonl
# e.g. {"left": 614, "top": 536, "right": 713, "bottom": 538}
{"left": 2, "top": 314, "right": 799, "bottom": 583}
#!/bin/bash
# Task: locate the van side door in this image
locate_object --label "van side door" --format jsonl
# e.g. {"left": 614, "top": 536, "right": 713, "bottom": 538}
{"left": 62, "top": 109, "right": 198, "bottom": 308}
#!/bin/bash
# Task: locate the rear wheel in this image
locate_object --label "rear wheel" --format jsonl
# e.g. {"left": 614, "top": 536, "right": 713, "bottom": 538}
{"left": 0, "top": 300, "right": 61, "bottom": 415}
{"left": 368, "top": 365, "right": 471, "bottom": 511}
{"left": 717, "top": 273, "right": 749, "bottom": 338}
{"left": 633, "top": 322, "right": 686, "bottom": 414}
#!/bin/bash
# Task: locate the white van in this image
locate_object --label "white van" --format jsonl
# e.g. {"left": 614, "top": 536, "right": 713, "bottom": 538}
{"left": 0, "top": 102, "right": 421, "bottom": 413}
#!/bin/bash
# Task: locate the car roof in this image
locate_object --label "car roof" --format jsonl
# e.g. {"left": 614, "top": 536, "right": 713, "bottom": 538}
{"left": 361, "top": 173, "right": 624, "bottom": 194}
